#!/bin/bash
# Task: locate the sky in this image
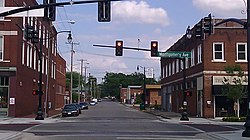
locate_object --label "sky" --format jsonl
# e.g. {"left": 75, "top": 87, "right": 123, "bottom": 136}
{"left": 36, "top": 0, "right": 247, "bottom": 83}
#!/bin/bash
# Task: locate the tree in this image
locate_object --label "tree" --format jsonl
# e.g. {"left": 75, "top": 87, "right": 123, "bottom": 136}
{"left": 101, "top": 72, "right": 157, "bottom": 99}
{"left": 222, "top": 65, "right": 247, "bottom": 117}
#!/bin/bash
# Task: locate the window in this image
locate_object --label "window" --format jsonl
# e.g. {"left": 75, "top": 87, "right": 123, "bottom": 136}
{"left": 29, "top": 47, "right": 33, "bottom": 68}
{"left": 165, "top": 64, "right": 168, "bottom": 77}
{"left": 236, "top": 43, "right": 247, "bottom": 61}
{"left": 22, "top": 42, "right": 25, "bottom": 65}
{"left": 0, "top": 36, "right": 3, "bottom": 61}
{"left": 180, "top": 59, "right": 183, "bottom": 71}
{"left": 213, "top": 42, "right": 224, "bottom": 61}
{"left": 191, "top": 49, "right": 195, "bottom": 66}
{"left": 197, "top": 44, "right": 202, "bottom": 64}
{"left": 185, "top": 57, "right": 189, "bottom": 68}
{"left": 162, "top": 66, "right": 165, "bottom": 78}
{"left": 168, "top": 64, "right": 171, "bottom": 76}
{"left": 26, "top": 45, "right": 30, "bottom": 67}
{"left": 0, "top": 0, "right": 4, "bottom": 20}
{"left": 172, "top": 61, "right": 175, "bottom": 75}
{"left": 34, "top": 49, "right": 36, "bottom": 70}
{"left": 176, "top": 59, "right": 179, "bottom": 73}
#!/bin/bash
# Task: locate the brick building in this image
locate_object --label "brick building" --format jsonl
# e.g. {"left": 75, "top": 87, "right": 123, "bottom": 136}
{"left": 145, "top": 84, "right": 161, "bottom": 106}
{"left": 0, "top": 0, "right": 67, "bottom": 117}
{"left": 161, "top": 18, "right": 247, "bottom": 118}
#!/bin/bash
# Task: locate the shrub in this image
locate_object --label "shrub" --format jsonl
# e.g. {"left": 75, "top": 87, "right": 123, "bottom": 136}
{"left": 222, "top": 117, "right": 246, "bottom": 122}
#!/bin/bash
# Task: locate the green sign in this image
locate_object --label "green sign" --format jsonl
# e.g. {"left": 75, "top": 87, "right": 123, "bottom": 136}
{"left": 158, "top": 51, "right": 191, "bottom": 58}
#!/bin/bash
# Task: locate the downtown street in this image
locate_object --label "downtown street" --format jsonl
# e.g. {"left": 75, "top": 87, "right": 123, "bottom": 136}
{"left": 0, "top": 99, "right": 246, "bottom": 140}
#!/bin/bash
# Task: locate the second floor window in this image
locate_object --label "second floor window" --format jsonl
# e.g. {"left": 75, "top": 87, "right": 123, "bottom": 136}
{"left": 213, "top": 42, "right": 224, "bottom": 61}
{"left": 0, "top": 36, "right": 3, "bottom": 61}
{"left": 191, "top": 49, "right": 195, "bottom": 66}
{"left": 237, "top": 43, "right": 247, "bottom": 61}
{"left": 197, "top": 44, "right": 202, "bottom": 64}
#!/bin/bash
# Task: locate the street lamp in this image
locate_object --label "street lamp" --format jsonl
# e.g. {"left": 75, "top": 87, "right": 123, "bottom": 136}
{"left": 137, "top": 65, "right": 146, "bottom": 110}
{"left": 180, "top": 26, "right": 192, "bottom": 121}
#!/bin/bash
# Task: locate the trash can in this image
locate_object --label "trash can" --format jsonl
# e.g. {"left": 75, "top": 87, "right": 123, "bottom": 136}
{"left": 140, "top": 103, "right": 145, "bottom": 110}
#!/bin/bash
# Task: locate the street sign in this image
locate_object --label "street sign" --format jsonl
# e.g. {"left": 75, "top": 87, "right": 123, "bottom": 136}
{"left": 158, "top": 51, "right": 191, "bottom": 58}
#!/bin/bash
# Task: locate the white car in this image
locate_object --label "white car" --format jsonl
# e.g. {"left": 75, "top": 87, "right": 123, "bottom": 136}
{"left": 90, "top": 101, "right": 96, "bottom": 106}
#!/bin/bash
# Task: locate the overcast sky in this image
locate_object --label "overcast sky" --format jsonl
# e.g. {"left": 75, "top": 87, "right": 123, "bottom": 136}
{"left": 36, "top": 0, "right": 247, "bottom": 83}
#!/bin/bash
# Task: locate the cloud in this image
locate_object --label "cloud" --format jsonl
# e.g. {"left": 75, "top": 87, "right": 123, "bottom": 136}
{"left": 192, "top": 0, "right": 246, "bottom": 17}
{"left": 112, "top": 1, "right": 170, "bottom": 26}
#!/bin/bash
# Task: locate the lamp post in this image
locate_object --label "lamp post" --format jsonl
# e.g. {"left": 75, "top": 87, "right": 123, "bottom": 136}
{"left": 35, "top": 35, "right": 44, "bottom": 120}
{"left": 180, "top": 26, "right": 191, "bottom": 121}
{"left": 242, "top": 0, "right": 250, "bottom": 137}
{"left": 137, "top": 65, "right": 146, "bottom": 110}
{"left": 84, "top": 62, "right": 89, "bottom": 102}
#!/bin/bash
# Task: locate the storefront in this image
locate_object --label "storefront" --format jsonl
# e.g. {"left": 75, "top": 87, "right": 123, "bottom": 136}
{"left": 0, "top": 76, "right": 9, "bottom": 117}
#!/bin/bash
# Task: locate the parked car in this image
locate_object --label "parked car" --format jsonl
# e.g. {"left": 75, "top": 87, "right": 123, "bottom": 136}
{"left": 90, "top": 101, "right": 96, "bottom": 106}
{"left": 61, "top": 104, "right": 79, "bottom": 117}
{"left": 79, "top": 102, "right": 89, "bottom": 110}
{"left": 71, "top": 103, "right": 82, "bottom": 114}
{"left": 97, "top": 98, "right": 102, "bottom": 102}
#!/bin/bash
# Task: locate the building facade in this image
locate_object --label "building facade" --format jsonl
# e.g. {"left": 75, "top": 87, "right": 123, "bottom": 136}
{"left": 0, "top": 0, "right": 67, "bottom": 117}
{"left": 161, "top": 18, "right": 247, "bottom": 118}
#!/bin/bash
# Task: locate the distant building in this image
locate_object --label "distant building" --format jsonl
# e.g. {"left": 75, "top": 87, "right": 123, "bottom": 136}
{"left": 145, "top": 84, "right": 161, "bottom": 106}
{"left": 161, "top": 18, "right": 247, "bottom": 118}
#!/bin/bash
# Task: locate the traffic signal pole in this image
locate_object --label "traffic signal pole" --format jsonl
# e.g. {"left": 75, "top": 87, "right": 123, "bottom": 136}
{"left": 0, "top": 0, "right": 123, "bottom": 17}
{"left": 180, "top": 58, "right": 189, "bottom": 121}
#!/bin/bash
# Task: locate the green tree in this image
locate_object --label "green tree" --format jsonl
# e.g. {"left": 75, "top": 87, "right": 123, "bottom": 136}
{"left": 102, "top": 72, "right": 157, "bottom": 99}
{"left": 222, "top": 65, "right": 247, "bottom": 117}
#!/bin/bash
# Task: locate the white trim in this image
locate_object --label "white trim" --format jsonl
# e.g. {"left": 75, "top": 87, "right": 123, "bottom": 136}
{"left": 236, "top": 42, "right": 247, "bottom": 61}
{"left": 213, "top": 42, "right": 224, "bottom": 61}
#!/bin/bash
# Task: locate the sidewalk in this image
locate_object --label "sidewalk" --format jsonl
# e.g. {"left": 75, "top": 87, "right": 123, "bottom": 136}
{"left": 125, "top": 103, "right": 249, "bottom": 140}
{"left": 0, "top": 114, "right": 60, "bottom": 140}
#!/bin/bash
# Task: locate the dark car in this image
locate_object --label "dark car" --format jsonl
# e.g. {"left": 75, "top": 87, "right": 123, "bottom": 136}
{"left": 61, "top": 104, "right": 79, "bottom": 117}
{"left": 79, "top": 102, "right": 89, "bottom": 110}
{"left": 71, "top": 103, "right": 82, "bottom": 114}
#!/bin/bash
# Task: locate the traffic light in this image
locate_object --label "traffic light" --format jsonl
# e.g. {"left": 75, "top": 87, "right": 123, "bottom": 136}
{"left": 184, "top": 91, "right": 192, "bottom": 97}
{"left": 32, "top": 89, "right": 39, "bottom": 95}
{"left": 25, "top": 25, "right": 34, "bottom": 40}
{"left": 151, "top": 41, "right": 158, "bottom": 57}
{"left": 115, "top": 40, "right": 123, "bottom": 56}
{"left": 203, "top": 13, "right": 213, "bottom": 35}
{"left": 32, "top": 30, "right": 39, "bottom": 44}
{"left": 44, "top": 0, "right": 56, "bottom": 21}
{"left": 195, "top": 20, "right": 204, "bottom": 39}
{"left": 98, "top": 1, "right": 111, "bottom": 22}
{"left": 48, "top": 0, "right": 56, "bottom": 21}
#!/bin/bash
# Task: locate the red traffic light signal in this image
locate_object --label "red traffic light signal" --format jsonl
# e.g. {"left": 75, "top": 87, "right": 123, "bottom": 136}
{"left": 32, "top": 89, "right": 39, "bottom": 95}
{"left": 185, "top": 91, "right": 192, "bottom": 96}
{"left": 151, "top": 41, "right": 158, "bottom": 57}
{"left": 115, "top": 40, "right": 123, "bottom": 56}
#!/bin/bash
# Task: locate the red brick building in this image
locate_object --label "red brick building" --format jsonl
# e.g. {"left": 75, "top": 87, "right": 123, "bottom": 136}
{"left": 145, "top": 84, "right": 161, "bottom": 106}
{"left": 0, "top": 0, "right": 67, "bottom": 117}
{"left": 161, "top": 18, "right": 247, "bottom": 118}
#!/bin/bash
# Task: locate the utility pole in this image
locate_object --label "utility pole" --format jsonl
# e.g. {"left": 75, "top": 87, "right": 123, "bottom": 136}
{"left": 77, "top": 59, "right": 87, "bottom": 102}
{"left": 67, "top": 41, "right": 79, "bottom": 104}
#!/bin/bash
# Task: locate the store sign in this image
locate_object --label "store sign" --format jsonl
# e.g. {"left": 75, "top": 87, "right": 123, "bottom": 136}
{"left": 10, "top": 98, "right": 15, "bottom": 105}
{"left": 213, "top": 76, "right": 248, "bottom": 85}
{"left": 145, "top": 68, "right": 154, "bottom": 78}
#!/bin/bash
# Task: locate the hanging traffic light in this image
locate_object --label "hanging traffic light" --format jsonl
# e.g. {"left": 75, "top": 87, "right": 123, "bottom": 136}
{"left": 32, "top": 89, "right": 39, "bottom": 95}
{"left": 115, "top": 40, "right": 123, "bottom": 56}
{"left": 98, "top": 1, "right": 111, "bottom": 22}
{"left": 25, "top": 25, "right": 34, "bottom": 40}
{"left": 44, "top": 0, "right": 56, "bottom": 21}
{"left": 48, "top": 0, "right": 56, "bottom": 21}
{"left": 32, "top": 30, "right": 39, "bottom": 44}
{"left": 195, "top": 20, "right": 204, "bottom": 39}
{"left": 151, "top": 41, "right": 158, "bottom": 57}
{"left": 185, "top": 91, "right": 192, "bottom": 97}
{"left": 203, "top": 13, "right": 213, "bottom": 35}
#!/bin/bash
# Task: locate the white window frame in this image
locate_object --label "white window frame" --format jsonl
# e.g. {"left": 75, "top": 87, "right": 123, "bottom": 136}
{"left": 176, "top": 59, "right": 179, "bottom": 73}
{"left": 34, "top": 49, "right": 36, "bottom": 70}
{"left": 236, "top": 42, "right": 247, "bottom": 62}
{"left": 185, "top": 58, "right": 189, "bottom": 69}
{"left": 0, "top": 0, "right": 5, "bottom": 20}
{"left": 0, "top": 36, "right": 3, "bottom": 61}
{"left": 172, "top": 61, "right": 175, "bottom": 75}
{"left": 26, "top": 45, "right": 30, "bottom": 67}
{"left": 191, "top": 49, "right": 195, "bottom": 67}
{"left": 180, "top": 59, "right": 183, "bottom": 71}
{"left": 29, "top": 47, "right": 33, "bottom": 68}
{"left": 213, "top": 42, "right": 225, "bottom": 62}
{"left": 168, "top": 64, "right": 171, "bottom": 76}
{"left": 197, "top": 44, "right": 202, "bottom": 64}
{"left": 22, "top": 42, "right": 25, "bottom": 65}
{"left": 165, "top": 64, "right": 168, "bottom": 77}
{"left": 162, "top": 66, "right": 165, "bottom": 78}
